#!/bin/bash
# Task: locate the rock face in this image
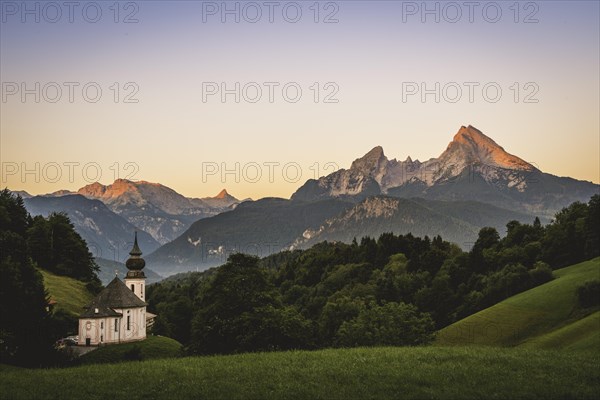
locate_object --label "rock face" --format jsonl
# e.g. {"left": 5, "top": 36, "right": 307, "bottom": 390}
{"left": 288, "top": 196, "right": 535, "bottom": 251}
{"left": 292, "top": 125, "right": 599, "bottom": 216}
{"left": 439, "top": 125, "right": 533, "bottom": 172}
{"left": 78, "top": 180, "right": 201, "bottom": 216}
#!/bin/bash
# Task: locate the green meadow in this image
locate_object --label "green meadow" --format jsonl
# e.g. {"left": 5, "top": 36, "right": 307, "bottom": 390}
{"left": 78, "top": 335, "right": 183, "bottom": 365}
{"left": 1, "top": 346, "right": 598, "bottom": 400}
{"left": 39, "top": 269, "right": 93, "bottom": 317}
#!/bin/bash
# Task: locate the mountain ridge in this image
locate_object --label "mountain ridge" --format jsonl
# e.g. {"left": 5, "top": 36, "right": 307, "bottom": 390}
{"left": 57, "top": 179, "right": 244, "bottom": 244}
{"left": 288, "top": 195, "right": 536, "bottom": 251}
{"left": 23, "top": 194, "right": 161, "bottom": 260}
{"left": 145, "top": 197, "right": 354, "bottom": 275}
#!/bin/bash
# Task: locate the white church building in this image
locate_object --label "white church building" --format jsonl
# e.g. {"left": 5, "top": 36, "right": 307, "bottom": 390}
{"left": 78, "top": 233, "right": 154, "bottom": 346}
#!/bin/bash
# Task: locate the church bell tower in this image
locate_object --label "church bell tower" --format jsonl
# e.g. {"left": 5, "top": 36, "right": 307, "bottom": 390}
{"left": 124, "top": 232, "right": 146, "bottom": 301}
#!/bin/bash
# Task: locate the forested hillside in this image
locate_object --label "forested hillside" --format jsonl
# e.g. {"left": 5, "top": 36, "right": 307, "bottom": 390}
{"left": 148, "top": 195, "right": 599, "bottom": 355}
{"left": 0, "top": 190, "right": 100, "bottom": 366}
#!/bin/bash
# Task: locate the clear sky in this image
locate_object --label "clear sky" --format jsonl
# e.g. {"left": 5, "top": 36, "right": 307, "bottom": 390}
{"left": 1, "top": 0, "right": 599, "bottom": 200}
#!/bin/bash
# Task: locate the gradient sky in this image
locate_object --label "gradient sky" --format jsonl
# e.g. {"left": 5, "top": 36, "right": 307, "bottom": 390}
{"left": 1, "top": 0, "right": 599, "bottom": 200}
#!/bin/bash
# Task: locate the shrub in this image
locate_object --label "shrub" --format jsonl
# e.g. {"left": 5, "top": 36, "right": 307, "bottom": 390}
{"left": 577, "top": 280, "right": 600, "bottom": 308}
{"left": 528, "top": 261, "right": 554, "bottom": 286}
{"left": 123, "top": 345, "right": 143, "bottom": 361}
{"left": 335, "top": 302, "right": 435, "bottom": 347}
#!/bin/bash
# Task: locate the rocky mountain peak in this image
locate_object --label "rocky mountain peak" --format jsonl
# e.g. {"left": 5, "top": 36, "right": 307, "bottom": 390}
{"left": 107, "top": 179, "right": 138, "bottom": 195}
{"left": 78, "top": 181, "right": 108, "bottom": 197}
{"left": 350, "top": 146, "right": 388, "bottom": 176}
{"left": 441, "top": 125, "right": 534, "bottom": 171}
{"left": 214, "top": 189, "right": 230, "bottom": 199}
{"left": 451, "top": 125, "right": 503, "bottom": 152}
{"left": 365, "top": 145, "right": 385, "bottom": 158}
{"left": 196, "top": 189, "right": 240, "bottom": 209}
{"left": 79, "top": 179, "right": 144, "bottom": 201}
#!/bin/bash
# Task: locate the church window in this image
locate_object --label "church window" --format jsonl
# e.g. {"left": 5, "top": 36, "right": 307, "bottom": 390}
{"left": 115, "top": 319, "right": 118, "bottom": 332}
{"left": 127, "top": 316, "right": 130, "bottom": 330}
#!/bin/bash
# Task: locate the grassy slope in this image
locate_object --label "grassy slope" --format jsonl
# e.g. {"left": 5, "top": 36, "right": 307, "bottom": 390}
{"left": 39, "top": 269, "right": 93, "bottom": 317}
{"left": 436, "top": 257, "right": 600, "bottom": 348}
{"left": 1, "top": 347, "right": 598, "bottom": 400}
{"left": 523, "top": 311, "right": 599, "bottom": 351}
{"left": 79, "top": 335, "right": 183, "bottom": 365}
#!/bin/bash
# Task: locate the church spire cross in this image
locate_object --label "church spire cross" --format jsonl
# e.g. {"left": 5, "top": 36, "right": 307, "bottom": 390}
{"left": 126, "top": 231, "right": 146, "bottom": 272}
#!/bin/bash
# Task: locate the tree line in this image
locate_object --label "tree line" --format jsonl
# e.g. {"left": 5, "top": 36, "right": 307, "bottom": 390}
{"left": 147, "top": 195, "right": 599, "bottom": 355}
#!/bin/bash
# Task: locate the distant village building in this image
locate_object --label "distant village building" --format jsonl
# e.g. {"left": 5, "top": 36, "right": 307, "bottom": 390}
{"left": 78, "top": 233, "right": 155, "bottom": 346}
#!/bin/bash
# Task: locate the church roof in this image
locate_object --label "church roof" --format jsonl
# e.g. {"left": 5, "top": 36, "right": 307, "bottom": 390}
{"left": 80, "top": 277, "right": 146, "bottom": 318}
{"left": 80, "top": 306, "right": 122, "bottom": 319}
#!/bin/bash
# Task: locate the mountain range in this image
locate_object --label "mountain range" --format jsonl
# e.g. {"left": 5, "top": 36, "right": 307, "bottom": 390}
{"left": 145, "top": 125, "right": 598, "bottom": 275}
{"left": 292, "top": 125, "right": 598, "bottom": 217}
{"left": 17, "top": 182, "right": 243, "bottom": 269}
{"left": 75, "top": 180, "right": 241, "bottom": 244}
{"left": 13, "top": 125, "right": 599, "bottom": 277}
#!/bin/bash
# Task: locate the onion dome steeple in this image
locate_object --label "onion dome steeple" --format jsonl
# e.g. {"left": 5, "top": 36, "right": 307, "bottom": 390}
{"left": 125, "top": 232, "right": 146, "bottom": 277}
